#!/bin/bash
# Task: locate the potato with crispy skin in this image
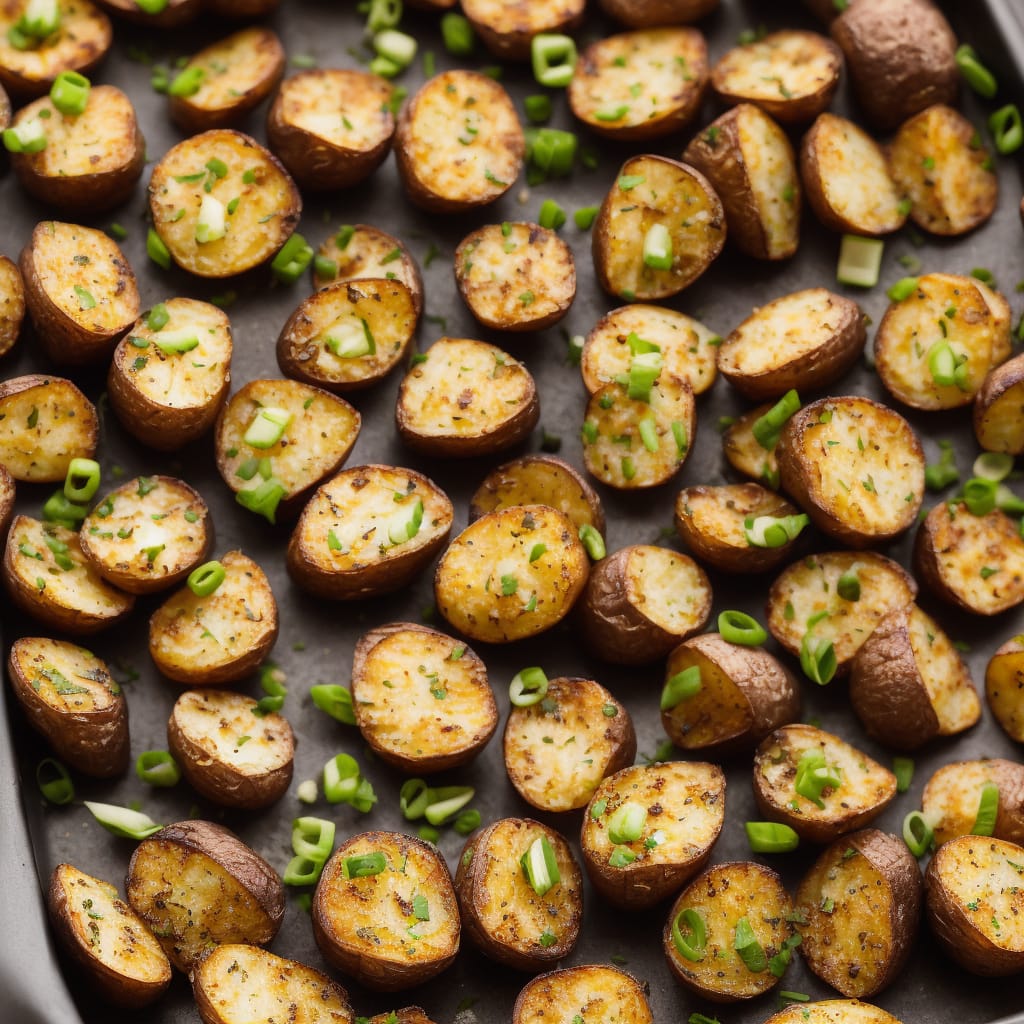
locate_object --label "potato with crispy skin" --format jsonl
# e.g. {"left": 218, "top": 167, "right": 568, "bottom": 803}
{"left": 921, "top": 759, "right": 1024, "bottom": 848}
{"left": 975, "top": 353, "right": 1024, "bottom": 455}
{"left": 599, "top": 0, "right": 718, "bottom": 27}
{"left": 987, "top": 636, "right": 1024, "bottom": 743}
{"left": 764, "top": 1001, "right": 904, "bottom": 1024}
{"left": 0, "top": 462, "right": 13, "bottom": 540}
{"left": 723, "top": 403, "right": 781, "bottom": 489}
{"left": 0, "top": 253, "right": 24, "bottom": 358}
{"left": 460, "top": 0, "right": 584, "bottom": 61}
{"left": 514, "top": 965, "right": 653, "bottom": 1023}
{"left": 94, "top": 0, "right": 199, "bottom": 27}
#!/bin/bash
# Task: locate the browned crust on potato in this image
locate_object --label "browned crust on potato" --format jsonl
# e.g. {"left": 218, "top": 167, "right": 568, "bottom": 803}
{"left": 460, "top": 0, "right": 585, "bottom": 61}
{"left": 0, "top": 253, "right": 24, "bottom": 359}
{"left": 922, "top": 759, "right": 1024, "bottom": 848}
{"left": 598, "top": 0, "right": 719, "bottom": 27}
{"left": 513, "top": 964, "right": 654, "bottom": 1022}
{"left": 0, "top": 462, "right": 13, "bottom": 540}
{"left": 974, "top": 352, "right": 1024, "bottom": 455}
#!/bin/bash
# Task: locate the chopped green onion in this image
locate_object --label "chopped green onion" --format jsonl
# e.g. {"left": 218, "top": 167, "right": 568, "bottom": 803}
{"left": 963, "top": 476, "right": 998, "bottom": 515}
{"left": 168, "top": 65, "right": 205, "bottom": 98}
{"left": 400, "top": 778, "right": 431, "bottom": 820}
{"left": 343, "top": 852, "right": 387, "bottom": 878}
{"left": 386, "top": 497, "right": 423, "bottom": 545}
{"left": 271, "top": 233, "right": 314, "bottom": 284}
{"left": 147, "top": 228, "right": 172, "bottom": 270}
{"left": 424, "top": 785, "right": 474, "bottom": 825}
{"left": 310, "top": 684, "right": 356, "bottom": 725}
{"left": 837, "top": 569, "right": 860, "bottom": 602}
{"left": 836, "top": 235, "right": 884, "bottom": 288}
{"left": 365, "top": 0, "right": 401, "bottom": 32}
{"left": 292, "top": 816, "right": 335, "bottom": 863}
{"left": 744, "top": 513, "right": 809, "bottom": 548}
{"left": 42, "top": 490, "right": 88, "bottom": 528}
{"left": 521, "top": 835, "right": 561, "bottom": 896}
{"left": 146, "top": 303, "right": 170, "bottom": 332}
{"left": 314, "top": 255, "right": 338, "bottom": 280}
{"left": 734, "top": 916, "right": 768, "bottom": 973}
{"left": 624, "top": 350, "right": 662, "bottom": 402}
{"left": 638, "top": 417, "right": 659, "bottom": 453}
{"left": 608, "top": 802, "right": 647, "bottom": 844}
{"left": 973, "top": 452, "right": 1014, "bottom": 482}
{"left": 324, "top": 316, "right": 375, "bottom": 358}
{"left": 84, "top": 801, "right": 162, "bottom": 840}
{"left": 509, "top": 666, "right": 549, "bottom": 707}
{"left": 578, "top": 523, "right": 605, "bottom": 560}
{"left": 887, "top": 276, "right": 919, "bottom": 302}
{"left": 188, "top": 560, "right": 225, "bottom": 597}
{"left": 244, "top": 407, "right": 291, "bottom": 449}
{"left": 893, "top": 757, "right": 915, "bottom": 793}
{"left": 955, "top": 44, "right": 998, "bottom": 97}
{"left": 609, "top": 846, "right": 636, "bottom": 867}
{"left": 538, "top": 198, "right": 567, "bottom": 230}
{"left": 2, "top": 118, "right": 47, "bottom": 153}
{"left": 995, "top": 484, "right": 1024, "bottom": 515}
{"left": 236, "top": 478, "right": 287, "bottom": 524}
{"left": 195, "top": 194, "right": 226, "bottom": 245}
{"left": 902, "top": 810, "right": 934, "bottom": 857}
{"left": 63, "top": 458, "right": 100, "bottom": 503}
{"left": 441, "top": 12, "right": 474, "bottom": 55}
{"left": 794, "top": 749, "right": 841, "bottom": 807}
{"left": 50, "top": 71, "right": 91, "bottom": 116}
{"left": 642, "top": 223, "right": 672, "bottom": 271}
{"left": 768, "top": 934, "right": 802, "bottom": 977}
{"left": 135, "top": 750, "right": 181, "bottom": 787}
{"left": 744, "top": 821, "right": 799, "bottom": 854}
{"left": 989, "top": 104, "right": 1023, "bottom": 155}
{"left": 925, "top": 441, "right": 959, "bottom": 490}
{"left": 661, "top": 665, "right": 701, "bottom": 710}
{"left": 718, "top": 610, "right": 767, "bottom": 646}
{"left": 418, "top": 825, "right": 440, "bottom": 843}
{"left": 12, "top": 0, "right": 60, "bottom": 42}
{"left": 454, "top": 808, "right": 481, "bottom": 835}
{"left": 296, "top": 779, "right": 318, "bottom": 804}
{"left": 800, "top": 633, "right": 837, "bottom": 686}
{"left": 671, "top": 907, "right": 706, "bottom": 962}
{"left": 36, "top": 758, "right": 74, "bottom": 805}
{"left": 524, "top": 93, "right": 552, "bottom": 124}
{"left": 374, "top": 29, "right": 417, "bottom": 69}
{"left": 531, "top": 33, "right": 577, "bottom": 88}
{"left": 752, "top": 390, "right": 800, "bottom": 450}
{"left": 152, "top": 328, "right": 199, "bottom": 355}
{"left": 971, "top": 782, "right": 999, "bottom": 836}
{"left": 283, "top": 855, "right": 322, "bottom": 887}
{"left": 574, "top": 205, "right": 599, "bottom": 230}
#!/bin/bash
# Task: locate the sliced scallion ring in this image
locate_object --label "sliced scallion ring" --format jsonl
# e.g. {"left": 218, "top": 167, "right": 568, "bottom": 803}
{"left": 733, "top": 916, "right": 768, "bottom": 973}
{"left": 671, "top": 907, "right": 706, "bottom": 962}
{"left": 244, "top": 407, "right": 292, "bottom": 449}
{"left": 751, "top": 390, "right": 800, "bottom": 450}
{"left": 63, "top": 458, "right": 100, "bottom": 503}
{"left": 971, "top": 781, "right": 999, "bottom": 836}
{"left": 400, "top": 778, "right": 431, "bottom": 820}
{"left": 424, "top": 785, "right": 474, "bottom": 826}
{"left": 343, "top": 851, "right": 387, "bottom": 878}
{"left": 292, "top": 816, "right": 335, "bottom": 863}
{"left": 717, "top": 610, "right": 767, "bottom": 647}
{"left": 578, "top": 524, "right": 606, "bottom": 560}
{"left": 661, "top": 665, "right": 701, "bottom": 710}
{"left": 520, "top": 834, "right": 561, "bottom": 896}
{"left": 963, "top": 476, "right": 998, "bottom": 516}
{"left": 283, "top": 854, "right": 322, "bottom": 887}
{"left": 188, "top": 560, "right": 225, "bottom": 597}
{"left": 607, "top": 801, "right": 647, "bottom": 844}
{"left": 310, "top": 684, "right": 356, "bottom": 725}
{"left": 973, "top": 452, "right": 1014, "bottom": 482}
{"left": 744, "top": 513, "right": 809, "bottom": 548}
{"left": 744, "top": 821, "right": 799, "bottom": 854}
{"left": 902, "top": 810, "right": 934, "bottom": 857}
{"left": 135, "top": 750, "right": 181, "bottom": 787}
{"left": 36, "top": 758, "right": 74, "bottom": 805}
{"left": 84, "top": 801, "right": 163, "bottom": 840}
{"left": 509, "top": 666, "right": 549, "bottom": 707}
{"left": 800, "top": 632, "right": 837, "bottom": 686}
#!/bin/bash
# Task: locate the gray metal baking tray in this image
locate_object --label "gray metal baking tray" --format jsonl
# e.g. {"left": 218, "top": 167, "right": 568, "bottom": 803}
{"left": 2, "top": 0, "right": 1024, "bottom": 1021}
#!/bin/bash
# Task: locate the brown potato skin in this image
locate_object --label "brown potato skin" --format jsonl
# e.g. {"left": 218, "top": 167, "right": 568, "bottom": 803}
{"left": 94, "top": 0, "right": 200, "bottom": 26}
{"left": 461, "top": 0, "right": 585, "bottom": 61}
{"left": 0, "top": 462, "right": 13, "bottom": 540}
{"left": 0, "top": 80, "right": 9, "bottom": 128}
{"left": 599, "top": 0, "right": 719, "bottom": 26}
{"left": 974, "top": 352, "right": 1024, "bottom": 455}
{"left": 830, "top": 0, "right": 958, "bottom": 131}
{"left": 0, "top": 253, "right": 24, "bottom": 359}
{"left": 922, "top": 759, "right": 1024, "bottom": 848}
{"left": 987, "top": 638, "right": 1024, "bottom": 743}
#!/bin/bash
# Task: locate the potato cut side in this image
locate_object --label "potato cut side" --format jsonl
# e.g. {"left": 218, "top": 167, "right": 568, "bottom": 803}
{"left": 504, "top": 677, "right": 635, "bottom": 812}
{"left": 395, "top": 70, "right": 524, "bottom": 212}
{"left": 593, "top": 154, "right": 725, "bottom": 300}
{"left": 4, "top": 515, "right": 134, "bottom": 633}
{"left": 905, "top": 605, "right": 979, "bottom": 734}
{"left": 723, "top": 404, "right": 780, "bottom": 488}
{"left": 764, "top": 1002, "right": 903, "bottom": 1024}
{"left": 455, "top": 222, "right": 575, "bottom": 332}
{"left": 582, "top": 761, "right": 725, "bottom": 909}
{"left": 568, "top": 28, "right": 708, "bottom": 139}
{"left": 48, "top": 864, "right": 171, "bottom": 1009}
{"left": 149, "top": 129, "right": 301, "bottom": 278}
{"left": 0, "top": 374, "right": 97, "bottom": 481}
{"left": 975, "top": 354, "right": 1024, "bottom": 455}
{"left": 888, "top": 104, "right": 998, "bottom": 236}
{"left": 0, "top": 253, "right": 25, "bottom": 357}
{"left": 754, "top": 724, "right": 897, "bottom": 841}
{"left": 460, "top": 0, "right": 584, "bottom": 59}
{"left": 352, "top": 623, "right": 497, "bottom": 772}
{"left": 922, "top": 759, "right": 1024, "bottom": 848}
{"left": 149, "top": 549, "right": 277, "bottom": 684}
{"left": 313, "top": 831, "right": 460, "bottom": 991}
{"left": 193, "top": 944, "right": 354, "bottom": 1024}
{"left": 581, "top": 304, "right": 718, "bottom": 397}
{"left": 663, "top": 861, "right": 792, "bottom": 1000}
{"left": 435, "top": 504, "right": 588, "bottom": 644}
{"left": 987, "top": 637, "right": 1024, "bottom": 743}
{"left": 977, "top": 280, "right": 1013, "bottom": 367}
{"left": 513, "top": 965, "right": 653, "bottom": 1024}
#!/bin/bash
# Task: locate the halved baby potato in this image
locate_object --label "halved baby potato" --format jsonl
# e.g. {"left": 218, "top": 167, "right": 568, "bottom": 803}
{"left": 20, "top": 220, "right": 139, "bottom": 365}
{"left": 987, "top": 637, "right": 1024, "bottom": 743}
{"left": 169, "top": 27, "right": 285, "bottom": 133}
{"left": 914, "top": 502, "right": 1024, "bottom": 616}
{"left": 593, "top": 154, "right": 726, "bottom": 300}
{"left": 455, "top": 222, "right": 575, "bottom": 332}
{"left": 455, "top": 818, "right": 583, "bottom": 971}
{"left": 717, "top": 289, "right": 865, "bottom": 400}
{"left": 581, "top": 761, "right": 725, "bottom": 910}
{"left": 764, "top": 1002, "right": 904, "bottom": 1024}
{"left": 0, "top": 374, "right": 97, "bottom": 481}
{"left": 126, "top": 820, "right": 285, "bottom": 973}
{"left": 94, "top": 0, "right": 200, "bottom": 27}
{"left": 48, "top": 864, "right": 171, "bottom": 1009}
{"left": 0, "top": 253, "right": 25, "bottom": 358}
{"left": 149, "top": 129, "right": 301, "bottom": 278}
{"left": 662, "top": 633, "right": 800, "bottom": 758}
{"left": 504, "top": 676, "right": 635, "bottom": 813}
{"left": 460, "top": 0, "right": 584, "bottom": 60}
{"left": 395, "top": 337, "right": 538, "bottom": 458}
{"left": 568, "top": 28, "right": 708, "bottom": 141}
{"left": 921, "top": 759, "right": 1024, "bottom": 848}
{"left": 683, "top": 104, "right": 800, "bottom": 261}
{"left": 276, "top": 278, "right": 417, "bottom": 393}
{"left": 395, "top": 70, "right": 524, "bottom": 213}
{"left": 576, "top": 544, "right": 712, "bottom": 665}
{"left": 168, "top": 688, "right": 294, "bottom": 809}
{"left": 4, "top": 516, "right": 134, "bottom": 634}
{"left": 287, "top": 465, "right": 453, "bottom": 601}
{"left": 313, "top": 831, "right": 460, "bottom": 991}
{"left": 849, "top": 603, "right": 980, "bottom": 750}
{"left": 7, "top": 636, "right": 128, "bottom": 777}
{"left": 0, "top": 462, "right": 13, "bottom": 539}
{"left": 435, "top": 504, "right": 588, "bottom": 644}
{"left": 711, "top": 30, "right": 841, "bottom": 123}
{"left": 975, "top": 353, "right": 1024, "bottom": 454}
{"left": 723, "top": 403, "right": 780, "bottom": 489}
{"left": 267, "top": 69, "right": 394, "bottom": 191}
{"left": 514, "top": 964, "right": 653, "bottom": 1024}
{"left": 351, "top": 622, "right": 497, "bottom": 773}
{"left": 599, "top": 0, "right": 718, "bottom": 27}
{"left": 776, "top": 395, "right": 925, "bottom": 548}
{"left": 149, "top": 549, "right": 278, "bottom": 685}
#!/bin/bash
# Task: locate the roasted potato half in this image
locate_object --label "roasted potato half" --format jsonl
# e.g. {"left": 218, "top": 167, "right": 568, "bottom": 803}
{"left": 914, "top": 502, "right": 1024, "bottom": 616}
{"left": 168, "top": 688, "right": 294, "bottom": 809}
{"left": 683, "top": 104, "right": 800, "bottom": 261}
{"left": 266, "top": 69, "right": 394, "bottom": 191}
{"left": 435, "top": 504, "right": 588, "bottom": 644}
{"left": 48, "top": 864, "right": 171, "bottom": 1009}
{"left": 313, "top": 831, "right": 460, "bottom": 991}
{"left": 149, "top": 129, "right": 301, "bottom": 278}
{"left": 395, "top": 70, "right": 524, "bottom": 213}
{"left": 849, "top": 604, "right": 980, "bottom": 749}
{"left": 193, "top": 944, "right": 354, "bottom": 1024}
{"left": 723, "top": 403, "right": 781, "bottom": 489}
{"left": 975, "top": 353, "right": 1024, "bottom": 454}
{"left": 287, "top": 465, "right": 453, "bottom": 601}
{"left": 513, "top": 965, "right": 653, "bottom": 1024}
{"left": 663, "top": 861, "right": 792, "bottom": 1001}
{"left": 0, "top": 253, "right": 25, "bottom": 358}
{"left": 581, "top": 761, "right": 725, "bottom": 910}
{"left": 460, "top": 0, "right": 584, "bottom": 61}
{"left": 568, "top": 28, "right": 708, "bottom": 141}
{"left": 455, "top": 222, "right": 575, "bottom": 332}
{"left": 662, "top": 633, "right": 801, "bottom": 758}
{"left": 921, "top": 759, "right": 1024, "bottom": 848}
{"left": 987, "top": 636, "right": 1024, "bottom": 743}
{"left": 0, "top": 374, "right": 97, "bottom": 481}
{"left": 764, "top": 1001, "right": 903, "bottom": 1024}
{"left": 20, "top": 220, "right": 139, "bottom": 365}
{"left": 94, "top": 0, "right": 200, "bottom": 27}
{"left": 754, "top": 724, "right": 897, "bottom": 842}
{"left": 396, "top": 337, "right": 538, "bottom": 458}
{"left": 925, "top": 835, "right": 1024, "bottom": 976}
{"left": 351, "top": 622, "right": 497, "bottom": 773}
{"left": 126, "top": 820, "right": 285, "bottom": 973}
{"left": 216, "top": 378, "right": 360, "bottom": 521}
{"left": 7, "top": 636, "right": 128, "bottom": 777}
{"left": 599, "top": 0, "right": 718, "bottom": 27}
{"left": 711, "top": 30, "right": 841, "bottom": 123}
{"left": 455, "top": 818, "right": 583, "bottom": 970}
{"left": 4, "top": 515, "right": 134, "bottom": 634}
{"left": 776, "top": 395, "right": 925, "bottom": 548}
{"left": 149, "top": 549, "right": 278, "bottom": 685}
{"left": 800, "top": 113, "right": 908, "bottom": 236}
{"left": 576, "top": 545, "right": 712, "bottom": 665}
{"left": 796, "top": 829, "right": 922, "bottom": 997}
{"left": 504, "top": 676, "right": 635, "bottom": 813}
{"left": 593, "top": 154, "right": 725, "bottom": 300}
{"left": 0, "top": 461, "right": 13, "bottom": 539}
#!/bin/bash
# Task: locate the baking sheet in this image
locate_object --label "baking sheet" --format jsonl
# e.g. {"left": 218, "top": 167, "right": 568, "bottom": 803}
{"left": 2, "top": 1, "right": 1024, "bottom": 1021}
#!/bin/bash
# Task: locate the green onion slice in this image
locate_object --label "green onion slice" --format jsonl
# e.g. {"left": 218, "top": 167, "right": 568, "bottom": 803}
{"left": 744, "top": 821, "right": 799, "bottom": 854}
{"left": 836, "top": 234, "right": 884, "bottom": 288}
{"left": 893, "top": 757, "right": 915, "bottom": 794}
{"left": 283, "top": 855, "right": 322, "bottom": 887}
{"left": 244, "top": 407, "right": 291, "bottom": 449}
{"left": 400, "top": 778, "right": 431, "bottom": 820}
{"left": 531, "top": 33, "right": 577, "bottom": 88}
{"left": 84, "top": 801, "right": 162, "bottom": 840}
{"left": 800, "top": 633, "right": 837, "bottom": 686}
{"left": 36, "top": 758, "right": 74, "bottom": 805}
{"left": 292, "top": 816, "right": 335, "bottom": 863}
{"left": 49, "top": 70, "right": 90, "bottom": 116}
{"left": 752, "top": 390, "right": 800, "bottom": 450}
{"left": 955, "top": 44, "right": 998, "bottom": 98}
{"left": 310, "top": 684, "right": 356, "bottom": 725}
{"left": 135, "top": 750, "right": 181, "bottom": 787}
{"left": 989, "top": 104, "right": 1023, "bottom": 156}
{"left": 836, "top": 569, "right": 861, "bottom": 602}
{"left": 887, "top": 276, "right": 919, "bottom": 302}
{"left": 963, "top": 476, "right": 998, "bottom": 516}
{"left": 188, "top": 560, "right": 226, "bottom": 597}
{"left": 661, "top": 665, "right": 701, "bottom": 710}
{"left": 578, "top": 523, "right": 606, "bottom": 560}
{"left": 734, "top": 916, "right": 768, "bottom": 973}
{"left": 642, "top": 223, "right": 673, "bottom": 271}
{"left": 973, "top": 452, "right": 1014, "bottom": 482}
{"left": 971, "top": 782, "right": 999, "bottom": 836}
{"left": 323, "top": 752, "right": 361, "bottom": 804}
{"left": 671, "top": 907, "right": 707, "bottom": 962}
{"left": 521, "top": 835, "right": 561, "bottom": 896}
{"left": 744, "top": 513, "right": 808, "bottom": 548}
{"left": 271, "top": 232, "right": 314, "bottom": 284}
{"left": 509, "top": 666, "right": 549, "bottom": 707}
{"left": 608, "top": 801, "right": 647, "bottom": 844}
{"left": 454, "top": 808, "right": 481, "bottom": 836}
{"left": 718, "top": 610, "right": 767, "bottom": 646}
{"left": 343, "top": 851, "right": 387, "bottom": 878}
{"left": 794, "top": 750, "right": 841, "bottom": 808}
{"left": 902, "top": 810, "right": 934, "bottom": 857}
{"left": 63, "top": 458, "right": 100, "bottom": 503}
{"left": 424, "top": 785, "right": 474, "bottom": 825}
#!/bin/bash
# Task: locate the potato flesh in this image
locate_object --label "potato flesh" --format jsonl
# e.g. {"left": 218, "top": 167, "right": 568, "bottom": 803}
{"left": 680, "top": 482, "right": 793, "bottom": 550}
{"left": 278, "top": 69, "right": 392, "bottom": 150}
{"left": 461, "top": 0, "right": 582, "bottom": 36}
{"left": 736, "top": 105, "right": 799, "bottom": 258}
{"left": 178, "top": 28, "right": 281, "bottom": 113}
{"left": 313, "top": 226, "right": 419, "bottom": 301}
{"left": 0, "top": 0, "right": 111, "bottom": 84}
{"left": 975, "top": 378, "right": 1024, "bottom": 454}
{"left": 515, "top": 965, "right": 653, "bottom": 1024}
{"left": 906, "top": 606, "right": 979, "bottom": 734}
{"left": 987, "top": 645, "right": 1024, "bottom": 742}
{"left": 663, "top": 646, "right": 752, "bottom": 748}
{"left": 0, "top": 255, "right": 24, "bottom": 356}
{"left": 723, "top": 405, "right": 778, "bottom": 487}
{"left": 975, "top": 280, "right": 1012, "bottom": 366}
{"left": 715, "top": 32, "right": 836, "bottom": 102}
{"left": 766, "top": 1001, "right": 902, "bottom": 1024}
{"left": 922, "top": 761, "right": 1013, "bottom": 846}
{"left": 623, "top": 545, "right": 709, "bottom": 635}
{"left": 12, "top": 635, "right": 118, "bottom": 713}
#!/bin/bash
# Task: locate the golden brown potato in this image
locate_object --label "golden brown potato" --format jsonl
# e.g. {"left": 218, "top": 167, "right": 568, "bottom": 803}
{"left": 0, "top": 462, "right": 13, "bottom": 540}
{"left": 723, "top": 403, "right": 781, "bottom": 489}
{"left": 975, "top": 352, "right": 1024, "bottom": 454}
{"left": 7, "top": 636, "right": 128, "bottom": 777}
{"left": 599, "top": 0, "right": 718, "bottom": 26}
{"left": 763, "top": 1001, "right": 904, "bottom": 1024}
{"left": 513, "top": 965, "right": 654, "bottom": 1024}
{"left": 48, "top": 864, "right": 171, "bottom": 1009}
{"left": 455, "top": 818, "right": 583, "bottom": 970}
{"left": 460, "top": 0, "right": 584, "bottom": 60}
{"left": 0, "top": 253, "right": 24, "bottom": 358}
{"left": 683, "top": 104, "right": 800, "bottom": 261}
{"left": 568, "top": 28, "right": 708, "bottom": 141}
{"left": 576, "top": 545, "right": 712, "bottom": 665}
{"left": 581, "top": 761, "right": 725, "bottom": 909}
{"left": 266, "top": 69, "right": 394, "bottom": 191}
{"left": 20, "top": 220, "right": 139, "bottom": 365}
{"left": 987, "top": 636, "right": 1024, "bottom": 743}
{"left": 94, "top": 0, "right": 200, "bottom": 27}
{"left": 313, "top": 831, "right": 460, "bottom": 991}
{"left": 921, "top": 759, "right": 1024, "bottom": 848}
